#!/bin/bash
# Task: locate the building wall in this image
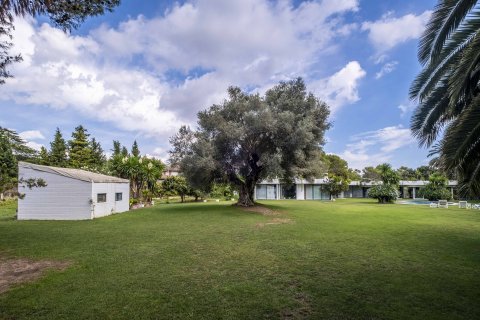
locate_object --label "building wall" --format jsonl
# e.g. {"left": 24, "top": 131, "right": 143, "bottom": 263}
{"left": 255, "top": 184, "right": 278, "bottom": 200}
{"left": 296, "top": 184, "right": 305, "bottom": 200}
{"left": 91, "top": 182, "right": 130, "bottom": 218}
{"left": 256, "top": 180, "right": 458, "bottom": 201}
{"left": 18, "top": 167, "right": 92, "bottom": 220}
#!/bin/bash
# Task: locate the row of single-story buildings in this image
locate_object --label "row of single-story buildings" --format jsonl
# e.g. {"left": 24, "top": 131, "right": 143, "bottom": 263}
{"left": 254, "top": 178, "right": 457, "bottom": 201}
{"left": 17, "top": 162, "right": 457, "bottom": 220}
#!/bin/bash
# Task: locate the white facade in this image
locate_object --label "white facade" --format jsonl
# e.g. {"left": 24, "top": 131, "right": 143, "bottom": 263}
{"left": 18, "top": 162, "right": 130, "bottom": 220}
{"left": 91, "top": 182, "right": 130, "bottom": 218}
{"left": 255, "top": 179, "right": 458, "bottom": 201}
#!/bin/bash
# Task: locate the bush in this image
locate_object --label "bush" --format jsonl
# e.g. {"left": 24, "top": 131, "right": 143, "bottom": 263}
{"left": 209, "top": 183, "right": 233, "bottom": 200}
{"left": 418, "top": 185, "right": 452, "bottom": 201}
{"left": 368, "top": 184, "right": 399, "bottom": 203}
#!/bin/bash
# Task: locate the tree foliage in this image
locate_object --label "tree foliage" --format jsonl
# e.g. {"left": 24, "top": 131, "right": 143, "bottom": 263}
{"left": 323, "top": 154, "right": 351, "bottom": 198}
{"left": 410, "top": 0, "right": 480, "bottom": 197}
{"left": 38, "top": 146, "right": 49, "bottom": 165}
{"left": 397, "top": 166, "right": 417, "bottom": 180}
{"left": 377, "top": 163, "right": 400, "bottom": 186}
{"left": 49, "top": 127, "right": 68, "bottom": 167}
{"left": 160, "top": 176, "right": 189, "bottom": 202}
{"left": 362, "top": 166, "right": 381, "bottom": 182}
{"left": 90, "top": 137, "right": 106, "bottom": 170}
{"left": 0, "top": 127, "right": 37, "bottom": 160}
{"left": 179, "top": 78, "right": 330, "bottom": 206}
{"left": 0, "top": 133, "right": 17, "bottom": 199}
{"left": 368, "top": 163, "right": 400, "bottom": 204}
{"left": 131, "top": 140, "right": 140, "bottom": 157}
{"left": 110, "top": 154, "right": 165, "bottom": 200}
{"left": 324, "top": 174, "right": 349, "bottom": 199}
{"left": 168, "top": 125, "right": 195, "bottom": 166}
{"left": 68, "top": 125, "right": 92, "bottom": 169}
{"left": 418, "top": 172, "right": 452, "bottom": 201}
{"left": 368, "top": 184, "right": 399, "bottom": 204}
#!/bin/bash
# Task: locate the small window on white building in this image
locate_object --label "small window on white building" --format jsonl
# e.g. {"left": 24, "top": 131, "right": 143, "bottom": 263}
{"left": 97, "top": 193, "right": 107, "bottom": 203}
{"left": 115, "top": 192, "right": 122, "bottom": 201}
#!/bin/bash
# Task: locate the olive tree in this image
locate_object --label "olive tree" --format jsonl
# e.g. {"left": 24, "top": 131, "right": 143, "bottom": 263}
{"left": 179, "top": 78, "right": 330, "bottom": 207}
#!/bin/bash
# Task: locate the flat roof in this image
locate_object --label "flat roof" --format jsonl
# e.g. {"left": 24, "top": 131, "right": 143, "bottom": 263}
{"left": 257, "top": 179, "right": 457, "bottom": 186}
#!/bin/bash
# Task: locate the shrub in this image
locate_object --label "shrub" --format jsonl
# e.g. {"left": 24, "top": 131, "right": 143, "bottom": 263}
{"left": 209, "top": 183, "right": 233, "bottom": 200}
{"left": 418, "top": 185, "right": 452, "bottom": 201}
{"left": 368, "top": 184, "right": 399, "bottom": 203}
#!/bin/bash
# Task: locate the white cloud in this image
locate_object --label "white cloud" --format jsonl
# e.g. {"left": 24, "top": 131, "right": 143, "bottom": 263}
{"left": 2, "top": 0, "right": 362, "bottom": 145}
{"left": 375, "top": 61, "right": 398, "bottom": 79}
{"left": 310, "top": 61, "right": 366, "bottom": 113}
{"left": 339, "top": 125, "right": 414, "bottom": 168}
{"left": 25, "top": 141, "right": 44, "bottom": 151}
{"left": 19, "top": 130, "right": 45, "bottom": 141}
{"left": 398, "top": 102, "right": 416, "bottom": 117}
{"left": 362, "top": 10, "right": 431, "bottom": 53}
{"left": 145, "top": 147, "right": 169, "bottom": 162}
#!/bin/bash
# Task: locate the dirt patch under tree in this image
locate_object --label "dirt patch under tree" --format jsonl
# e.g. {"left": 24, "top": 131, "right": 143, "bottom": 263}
{"left": 241, "top": 205, "right": 282, "bottom": 216}
{"left": 255, "top": 218, "right": 293, "bottom": 228}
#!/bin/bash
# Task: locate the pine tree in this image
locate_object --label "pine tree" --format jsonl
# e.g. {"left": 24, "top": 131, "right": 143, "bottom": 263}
{"left": 90, "top": 138, "right": 106, "bottom": 170}
{"left": 121, "top": 146, "right": 129, "bottom": 157}
{"left": 131, "top": 140, "right": 140, "bottom": 157}
{"left": 0, "top": 127, "right": 37, "bottom": 161}
{"left": 112, "top": 140, "right": 121, "bottom": 157}
{"left": 68, "top": 125, "right": 92, "bottom": 168}
{"left": 38, "top": 146, "right": 50, "bottom": 165}
{"left": 49, "top": 128, "right": 68, "bottom": 167}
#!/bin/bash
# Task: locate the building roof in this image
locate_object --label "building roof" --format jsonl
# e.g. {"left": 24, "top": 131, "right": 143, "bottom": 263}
{"left": 19, "top": 162, "right": 129, "bottom": 184}
{"left": 258, "top": 178, "right": 458, "bottom": 187}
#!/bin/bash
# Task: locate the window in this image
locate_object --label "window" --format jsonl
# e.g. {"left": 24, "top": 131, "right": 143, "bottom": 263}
{"left": 115, "top": 192, "right": 122, "bottom": 201}
{"left": 97, "top": 193, "right": 107, "bottom": 203}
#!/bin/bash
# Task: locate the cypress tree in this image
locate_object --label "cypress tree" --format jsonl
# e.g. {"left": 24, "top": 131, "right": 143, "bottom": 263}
{"left": 90, "top": 138, "right": 106, "bottom": 169}
{"left": 49, "top": 128, "right": 68, "bottom": 167}
{"left": 112, "top": 140, "right": 121, "bottom": 157}
{"left": 38, "top": 146, "right": 50, "bottom": 165}
{"left": 68, "top": 125, "right": 92, "bottom": 168}
{"left": 131, "top": 140, "right": 140, "bottom": 157}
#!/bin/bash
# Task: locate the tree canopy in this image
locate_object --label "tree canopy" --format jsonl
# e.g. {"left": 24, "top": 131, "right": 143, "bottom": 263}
{"left": 49, "top": 128, "right": 68, "bottom": 167}
{"left": 323, "top": 154, "right": 352, "bottom": 198}
{"left": 179, "top": 78, "right": 331, "bottom": 206}
{"left": 68, "top": 125, "right": 92, "bottom": 169}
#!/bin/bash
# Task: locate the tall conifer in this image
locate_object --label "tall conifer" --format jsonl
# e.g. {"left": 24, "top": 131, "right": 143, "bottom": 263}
{"left": 68, "top": 125, "right": 92, "bottom": 168}
{"left": 49, "top": 128, "right": 68, "bottom": 167}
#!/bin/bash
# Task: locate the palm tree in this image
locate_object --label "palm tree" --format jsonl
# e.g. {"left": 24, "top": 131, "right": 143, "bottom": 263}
{"left": 410, "top": 0, "right": 480, "bottom": 196}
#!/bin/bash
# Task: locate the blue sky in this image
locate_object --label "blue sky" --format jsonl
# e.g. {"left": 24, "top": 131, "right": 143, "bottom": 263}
{"left": 0, "top": 0, "right": 437, "bottom": 169}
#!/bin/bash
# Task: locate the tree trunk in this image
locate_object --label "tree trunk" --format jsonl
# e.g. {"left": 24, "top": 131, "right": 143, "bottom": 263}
{"left": 236, "top": 183, "right": 255, "bottom": 207}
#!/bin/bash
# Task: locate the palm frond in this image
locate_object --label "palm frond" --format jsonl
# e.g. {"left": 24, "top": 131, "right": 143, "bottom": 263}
{"left": 448, "top": 29, "right": 480, "bottom": 107}
{"left": 411, "top": 80, "right": 454, "bottom": 146}
{"left": 419, "top": 0, "right": 478, "bottom": 65}
{"left": 441, "top": 95, "right": 480, "bottom": 169}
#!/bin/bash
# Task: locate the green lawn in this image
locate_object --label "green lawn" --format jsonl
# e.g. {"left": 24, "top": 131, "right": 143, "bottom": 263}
{"left": 0, "top": 199, "right": 479, "bottom": 319}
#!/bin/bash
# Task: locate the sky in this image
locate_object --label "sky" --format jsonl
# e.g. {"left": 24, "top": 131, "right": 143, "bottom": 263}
{"left": 0, "top": 0, "right": 437, "bottom": 169}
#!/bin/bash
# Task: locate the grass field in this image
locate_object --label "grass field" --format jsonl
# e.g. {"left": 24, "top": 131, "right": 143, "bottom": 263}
{"left": 0, "top": 199, "right": 479, "bottom": 319}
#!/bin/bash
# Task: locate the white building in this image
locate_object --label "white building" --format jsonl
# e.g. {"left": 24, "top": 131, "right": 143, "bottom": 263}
{"left": 18, "top": 162, "right": 130, "bottom": 220}
{"left": 255, "top": 179, "right": 457, "bottom": 200}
